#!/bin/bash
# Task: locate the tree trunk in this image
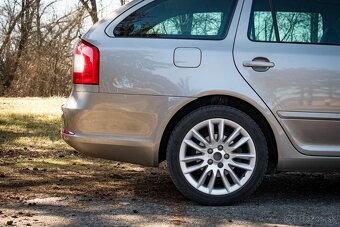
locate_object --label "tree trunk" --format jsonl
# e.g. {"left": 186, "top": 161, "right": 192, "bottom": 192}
{"left": 80, "top": 0, "right": 98, "bottom": 24}
{"left": 3, "top": 0, "right": 35, "bottom": 89}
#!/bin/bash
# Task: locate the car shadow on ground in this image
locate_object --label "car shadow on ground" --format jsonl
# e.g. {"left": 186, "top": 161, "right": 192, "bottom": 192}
{"left": 1, "top": 165, "right": 340, "bottom": 226}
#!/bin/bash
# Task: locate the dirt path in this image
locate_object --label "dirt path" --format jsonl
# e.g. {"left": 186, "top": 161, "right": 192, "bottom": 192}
{"left": 1, "top": 162, "right": 340, "bottom": 226}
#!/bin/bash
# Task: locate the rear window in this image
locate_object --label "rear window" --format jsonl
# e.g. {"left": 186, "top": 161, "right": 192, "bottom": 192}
{"left": 114, "top": 0, "right": 237, "bottom": 40}
{"left": 249, "top": 0, "right": 340, "bottom": 45}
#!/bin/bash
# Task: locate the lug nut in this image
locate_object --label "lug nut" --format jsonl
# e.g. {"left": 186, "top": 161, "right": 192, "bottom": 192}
{"left": 208, "top": 148, "right": 213, "bottom": 154}
{"left": 208, "top": 159, "right": 213, "bottom": 165}
{"left": 218, "top": 163, "right": 224, "bottom": 168}
{"left": 224, "top": 154, "right": 230, "bottom": 160}
{"left": 218, "top": 145, "right": 224, "bottom": 151}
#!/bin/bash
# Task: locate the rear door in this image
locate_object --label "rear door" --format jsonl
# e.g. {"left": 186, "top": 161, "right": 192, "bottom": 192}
{"left": 233, "top": 0, "right": 340, "bottom": 156}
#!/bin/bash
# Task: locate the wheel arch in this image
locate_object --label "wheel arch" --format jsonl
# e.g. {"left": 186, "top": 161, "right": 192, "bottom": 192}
{"left": 158, "top": 95, "right": 278, "bottom": 173}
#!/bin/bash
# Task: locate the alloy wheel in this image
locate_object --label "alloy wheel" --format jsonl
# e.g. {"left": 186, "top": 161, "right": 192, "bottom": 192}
{"left": 179, "top": 118, "right": 256, "bottom": 195}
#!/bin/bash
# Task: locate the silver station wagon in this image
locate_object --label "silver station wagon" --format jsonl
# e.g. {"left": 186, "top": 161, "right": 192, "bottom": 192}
{"left": 62, "top": 0, "right": 340, "bottom": 205}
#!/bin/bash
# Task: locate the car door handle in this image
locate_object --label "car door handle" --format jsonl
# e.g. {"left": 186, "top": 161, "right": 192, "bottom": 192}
{"left": 243, "top": 61, "right": 275, "bottom": 68}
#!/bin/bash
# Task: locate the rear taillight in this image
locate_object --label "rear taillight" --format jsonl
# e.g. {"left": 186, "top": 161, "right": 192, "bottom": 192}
{"left": 73, "top": 40, "right": 99, "bottom": 85}
{"left": 62, "top": 129, "right": 75, "bottom": 135}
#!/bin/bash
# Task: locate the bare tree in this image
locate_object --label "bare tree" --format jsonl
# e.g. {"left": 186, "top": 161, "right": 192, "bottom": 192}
{"left": 0, "top": 0, "right": 124, "bottom": 97}
{"left": 79, "top": 0, "right": 98, "bottom": 24}
{"left": 0, "top": 0, "right": 35, "bottom": 93}
{"left": 0, "top": 0, "right": 86, "bottom": 96}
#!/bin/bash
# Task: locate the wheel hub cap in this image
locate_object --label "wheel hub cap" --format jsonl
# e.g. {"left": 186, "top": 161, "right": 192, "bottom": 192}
{"left": 213, "top": 151, "right": 223, "bottom": 162}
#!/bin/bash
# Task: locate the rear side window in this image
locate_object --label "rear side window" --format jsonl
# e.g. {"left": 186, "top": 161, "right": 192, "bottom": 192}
{"left": 114, "top": 0, "right": 237, "bottom": 40}
{"left": 249, "top": 0, "right": 340, "bottom": 45}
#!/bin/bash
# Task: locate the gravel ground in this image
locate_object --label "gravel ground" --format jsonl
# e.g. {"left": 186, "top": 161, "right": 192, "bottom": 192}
{"left": 1, "top": 170, "right": 340, "bottom": 227}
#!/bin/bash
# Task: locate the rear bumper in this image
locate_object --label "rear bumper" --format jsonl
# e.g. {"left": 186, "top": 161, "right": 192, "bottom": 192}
{"left": 61, "top": 91, "right": 192, "bottom": 166}
{"left": 62, "top": 132, "right": 155, "bottom": 166}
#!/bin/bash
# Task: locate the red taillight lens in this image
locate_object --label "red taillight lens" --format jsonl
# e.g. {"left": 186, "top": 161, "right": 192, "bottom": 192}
{"left": 73, "top": 40, "right": 99, "bottom": 85}
{"left": 62, "top": 129, "right": 75, "bottom": 135}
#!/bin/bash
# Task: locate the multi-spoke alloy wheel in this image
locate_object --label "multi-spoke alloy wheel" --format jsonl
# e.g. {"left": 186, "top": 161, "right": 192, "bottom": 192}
{"left": 180, "top": 118, "right": 256, "bottom": 195}
{"left": 167, "top": 106, "right": 268, "bottom": 205}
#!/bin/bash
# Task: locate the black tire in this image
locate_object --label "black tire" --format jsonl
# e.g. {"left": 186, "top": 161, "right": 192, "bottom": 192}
{"left": 166, "top": 105, "right": 268, "bottom": 206}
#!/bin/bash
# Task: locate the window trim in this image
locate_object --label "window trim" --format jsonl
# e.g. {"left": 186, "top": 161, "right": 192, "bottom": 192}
{"left": 112, "top": 0, "right": 239, "bottom": 41}
{"left": 247, "top": 0, "right": 340, "bottom": 46}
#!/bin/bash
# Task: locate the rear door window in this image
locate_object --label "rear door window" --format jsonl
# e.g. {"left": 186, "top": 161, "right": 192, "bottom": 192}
{"left": 114, "top": 0, "right": 237, "bottom": 40}
{"left": 249, "top": 0, "right": 340, "bottom": 45}
{"left": 276, "top": 12, "right": 323, "bottom": 43}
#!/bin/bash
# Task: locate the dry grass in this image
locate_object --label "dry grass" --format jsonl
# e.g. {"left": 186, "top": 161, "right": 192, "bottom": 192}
{"left": 0, "top": 97, "right": 71, "bottom": 175}
{"left": 0, "top": 97, "right": 65, "bottom": 115}
{"left": 0, "top": 97, "right": 67, "bottom": 153}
